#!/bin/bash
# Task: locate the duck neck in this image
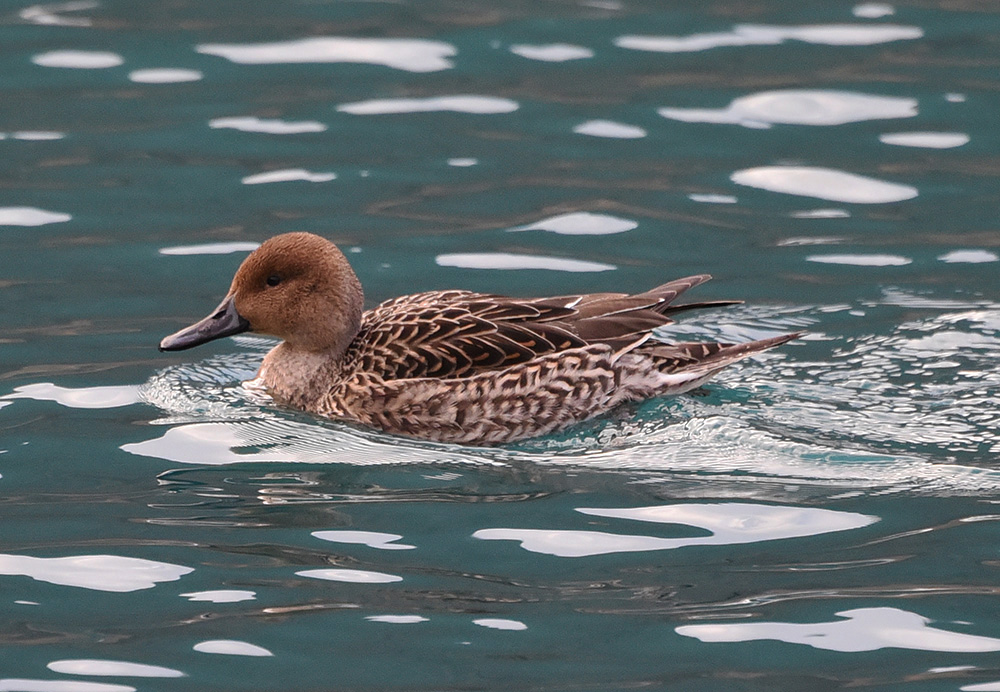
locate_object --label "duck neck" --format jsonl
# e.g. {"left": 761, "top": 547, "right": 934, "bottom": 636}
{"left": 256, "top": 341, "right": 346, "bottom": 409}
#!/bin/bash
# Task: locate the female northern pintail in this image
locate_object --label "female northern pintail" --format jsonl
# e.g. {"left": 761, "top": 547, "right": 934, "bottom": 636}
{"left": 160, "top": 232, "right": 798, "bottom": 444}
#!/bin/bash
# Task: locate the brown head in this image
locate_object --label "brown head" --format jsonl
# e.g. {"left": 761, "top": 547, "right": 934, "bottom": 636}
{"left": 160, "top": 232, "right": 364, "bottom": 355}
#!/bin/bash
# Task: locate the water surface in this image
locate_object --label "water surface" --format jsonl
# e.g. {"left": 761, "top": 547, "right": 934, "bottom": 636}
{"left": 3, "top": 1, "right": 1000, "bottom": 690}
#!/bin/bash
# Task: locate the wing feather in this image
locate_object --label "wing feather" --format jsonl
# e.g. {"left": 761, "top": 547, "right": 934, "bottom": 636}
{"left": 352, "top": 277, "right": 739, "bottom": 381}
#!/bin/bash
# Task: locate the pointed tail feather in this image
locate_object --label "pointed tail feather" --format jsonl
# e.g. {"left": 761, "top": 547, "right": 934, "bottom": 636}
{"left": 649, "top": 331, "right": 803, "bottom": 373}
{"left": 656, "top": 299, "right": 744, "bottom": 317}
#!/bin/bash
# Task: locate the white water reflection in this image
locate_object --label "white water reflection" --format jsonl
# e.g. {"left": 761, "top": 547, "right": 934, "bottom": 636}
{"left": 436, "top": 253, "right": 615, "bottom": 272}
{"left": 806, "top": 254, "right": 911, "bottom": 266}
{"left": 731, "top": 166, "right": 918, "bottom": 203}
{"left": 128, "top": 69, "right": 203, "bottom": 84}
{"left": 367, "top": 615, "right": 428, "bottom": 624}
{"left": 508, "top": 211, "right": 637, "bottom": 235}
{"left": 965, "top": 682, "right": 1000, "bottom": 691}
{"left": 879, "top": 131, "right": 970, "bottom": 148}
{"left": 579, "top": 503, "right": 876, "bottom": 537}
{"left": 159, "top": 242, "right": 259, "bottom": 255}
{"left": 192, "top": 640, "right": 273, "bottom": 657}
{"left": 0, "top": 680, "right": 136, "bottom": 692}
{"left": 447, "top": 157, "right": 478, "bottom": 167}
{"left": 209, "top": 117, "right": 326, "bottom": 134}
{"left": 5, "top": 131, "right": 66, "bottom": 141}
{"left": 297, "top": 568, "right": 402, "bottom": 583}
{"left": 312, "top": 530, "right": 415, "bottom": 550}
{"left": 241, "top": 169, "right": 336, "bottom": 185}
{"left": 791, "top": 208, "right": 850, "bottom": 219}
{"left": 197, "top": 37, "right": 456, "bottom": 72}
{"left": 32, "top": 50, "right": 123, "bottom": 69}
{"left": 47, "top": 661, "right": 184, "bottom": 678}
{"left": 689, "top": 193, "right": 737, "bottom": 204}
{"left": 20, "top": 1, "right": 97, "bottom": 27}
{"left": 1, "top": 383, "right": 141, "bottom": 409}
{"left": 474, "top": 528, "right": 703, "bottom": 557}
{"left": 853, "top": 3, "right": 895, "bottom": 18}
{"left": 616, "top": 23, "right": 922, "bottom": 53}
{"left": 939, "top": 250, "right": 998, "bottom": 264}
{"left": 677, "top": 607, "right": 1000, "bottom": 653}
{"left": 123, "top": 418, "right": 502, "bottom": 467}
{"left": 474, "top": 618, "right": 527, "bottom": 631}
{"left": 338, "top": 95, "right": 519, "bottom": 115}
{"left": 659, "top": 90, "right": 917, "bottom": 128}
{"left": 0, "top": 554, "right": 193, "bottom": 592}
{"left": 510, "top": 44, "right": 594, "bottom": 61}
{"left": 475, "top": 503, "right": 874, "bottom": 557}
{"left": 0, "top": 207, "right": 71, "bottom": 226}
{"left": 573, "top": 120, "right": 646, "bottom": 138}
{"left": 180, "top": 590, "right": 256, "bottom": 603}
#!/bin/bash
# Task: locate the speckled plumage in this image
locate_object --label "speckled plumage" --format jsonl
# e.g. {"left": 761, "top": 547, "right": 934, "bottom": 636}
{"left": 161, "top": 232, "right": 799, "bottom": 445}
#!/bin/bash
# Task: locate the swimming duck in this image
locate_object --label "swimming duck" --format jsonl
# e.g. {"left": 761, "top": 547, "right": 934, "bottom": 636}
{"left": 160, "top": 232, "right": 798, "bottom": 444}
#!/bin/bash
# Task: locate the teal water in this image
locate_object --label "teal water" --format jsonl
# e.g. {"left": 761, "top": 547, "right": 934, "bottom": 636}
{"left": 3, "top": 1, "right": 1000, "bottom": 690}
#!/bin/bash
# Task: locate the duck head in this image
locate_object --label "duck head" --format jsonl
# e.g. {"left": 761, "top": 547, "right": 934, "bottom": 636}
{"left": 159, "top": 232, "right": 364, "bottom": 355}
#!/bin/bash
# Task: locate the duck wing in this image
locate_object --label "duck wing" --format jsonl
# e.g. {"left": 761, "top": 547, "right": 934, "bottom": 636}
{"left": 353, "top": 276, "right": 738, "bottom": 381}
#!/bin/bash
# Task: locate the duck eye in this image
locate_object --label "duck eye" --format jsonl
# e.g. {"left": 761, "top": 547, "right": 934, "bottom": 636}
{"left": 266, "top": 274, "right": 282, "bottom": 287}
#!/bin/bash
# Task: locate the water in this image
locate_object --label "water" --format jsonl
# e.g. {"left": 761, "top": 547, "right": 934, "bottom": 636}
{"left": 2, "top": 0, "right": 1000, "bottom": 689}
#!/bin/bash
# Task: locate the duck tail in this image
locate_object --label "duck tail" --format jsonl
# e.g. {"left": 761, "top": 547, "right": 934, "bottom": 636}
{"left": 638, "top": 331, "right": 803, "bottom": 396}
{"left": 634, "top": 275, "right": 743, "bottom": 318}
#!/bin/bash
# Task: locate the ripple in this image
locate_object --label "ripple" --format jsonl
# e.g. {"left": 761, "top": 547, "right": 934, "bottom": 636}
{"left": 879, "top": 131, "right": 970, "bottom": 148}
{"left": 436, "top": 252, "right": 615, "bottom": 272}
{"left": 312, "top": 530, "right": 415, "bottom": 550}
{"left": 760, "top": 303, "right": 1000, "bottom": 465}
{"left": 0, "top": 207, "right": 71, "bottom": 226}
{"left": 616, "top": 23, "right": 922, "bottom": 53}
{"left": 32, "top": 50, "right": 123, "bottom": 69}
{"left": 677, "top": 607, "right": 1000, "bottom": 653}
{"left": 572, "top": 120, "right": 646, "bottom": 138}
{"left": 510, "top": 44, "right": 594, "bottom": 61}
{"left": 241, "top": 169, "right": 336, "bottom": 185}
{"left": 659, "top": 89, "right": 917, "bottom": 128}
{"left": 0, "top": 554, "right": 193, "bottom": 592}
{"left": 128, "top": 68, "right": 203, "bottom": 84}
{"left": 197, "top": 37, "right": 456, "bottom": 72}
{"left": 507, "top": 211, "right": 637, "bottom": 235}
{"left": 192, "top": 640, "right": 273, "bottom": 657}
{"left": 337, "top": 95, "right": 519, "bottom": 115}
{"left": 208, "top": 116, "right": 326, "bottom": 134}
{"left": 47, "top": 661, "right": 184, "bottom": 678}
{"left": 731, "top": 166, "right": 918, "bottom": 203}
{"left": 132, "top": 318, "right": 1000, "bottom": 495}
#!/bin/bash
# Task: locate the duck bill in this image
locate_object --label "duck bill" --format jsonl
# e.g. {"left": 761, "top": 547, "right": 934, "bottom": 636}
{"left": 159, "top": 295, "right": 250, "bottom": 352}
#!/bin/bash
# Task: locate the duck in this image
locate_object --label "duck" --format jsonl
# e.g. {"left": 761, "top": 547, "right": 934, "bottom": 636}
{"left": 159, "top": 232, "right": 799, "bottom": 445}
